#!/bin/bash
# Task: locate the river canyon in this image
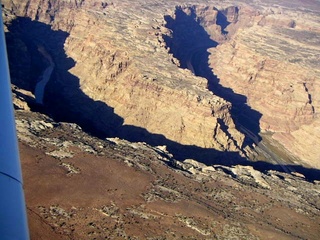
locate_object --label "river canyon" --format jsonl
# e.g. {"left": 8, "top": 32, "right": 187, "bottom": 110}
{"left": 2, "top": 0, "right": 320, "bottom": 239}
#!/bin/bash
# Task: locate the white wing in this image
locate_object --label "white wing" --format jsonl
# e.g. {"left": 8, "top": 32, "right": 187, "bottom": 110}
{"left": 0, "top": 4, "right": 30, "bottom": 240}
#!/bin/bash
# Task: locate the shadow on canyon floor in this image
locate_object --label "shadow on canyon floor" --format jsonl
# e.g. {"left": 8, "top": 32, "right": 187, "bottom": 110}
{"left": 6, "top": 17, "right": 320, "bottom": 182}
{"left": 163, "top": 7, "right": 262, "bottom": 147}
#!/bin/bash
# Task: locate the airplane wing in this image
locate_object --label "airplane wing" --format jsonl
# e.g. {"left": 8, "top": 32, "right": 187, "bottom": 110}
{"left": 0, "top": 4, "right": 30, "bottom": 239}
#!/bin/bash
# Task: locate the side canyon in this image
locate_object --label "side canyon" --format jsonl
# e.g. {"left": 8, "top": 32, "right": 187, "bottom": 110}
{"left": 2, "top": 0, "right": 320, "bottom": 239}
{"left": 3, "top": 0, "right": 320, "bottom": 187}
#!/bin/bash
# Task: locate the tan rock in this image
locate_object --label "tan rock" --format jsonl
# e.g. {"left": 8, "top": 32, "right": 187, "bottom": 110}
{"left": 273, "top": 119, "right": 320, "bottom": 169}
{"left": 3, "top": 0, "right": 246, "bottom": 156}
{"left": 3, "top": 0, "right": 320, "bottom": 168}
{"left": 11, "top": 86, "right": 35, "bottom": 111}
{"left": 207, "top": 7, "right": 320, "bottom": 168}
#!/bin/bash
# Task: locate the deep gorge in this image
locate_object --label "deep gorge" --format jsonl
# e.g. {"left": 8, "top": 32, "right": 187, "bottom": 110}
{"left": 4, "top": 1, "right": 320, "bottom": 172}
{"left": 162, "top": 5, "right": 262, "bottom": 147}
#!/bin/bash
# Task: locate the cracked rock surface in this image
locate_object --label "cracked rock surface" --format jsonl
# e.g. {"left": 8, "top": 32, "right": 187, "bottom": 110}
{"left": 16, "top": 110, "right": 320, "bottom": 239}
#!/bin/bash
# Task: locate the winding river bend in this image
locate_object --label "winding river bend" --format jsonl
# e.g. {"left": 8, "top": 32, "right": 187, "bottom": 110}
{"left": 34, "top": 46, "right": 54, "bottom": 104}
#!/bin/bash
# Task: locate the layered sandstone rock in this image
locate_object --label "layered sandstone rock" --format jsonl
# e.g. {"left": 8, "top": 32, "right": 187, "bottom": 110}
{"left": 209, "top": 39, "right": 317, "bottom": 132}
{"left": 272, "top": 119, "right": 320, "bottom": 169}
{"left": 2, "top": 0, "right": 246, "bottom": 159}
{"left": 207, "top": 6, "right": 320, "bottom": 167}
{"left": 3, "top": 0, "right": 320, "bottom": 168}
{"left": 159, "top": 2, "right": 320, "bottom": 168}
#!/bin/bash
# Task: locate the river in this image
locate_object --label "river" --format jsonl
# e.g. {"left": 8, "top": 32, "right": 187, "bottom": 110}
{"left": 34, "top": 46, "right": 54, "bottom": 104}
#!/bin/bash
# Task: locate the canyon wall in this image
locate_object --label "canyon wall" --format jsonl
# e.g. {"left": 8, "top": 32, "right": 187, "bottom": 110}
{"left": 3, "top": 0, "right": 320, "bottom": 168}
{"left": 207, "top": 6, "right": 320, "bottom": 168}
{"left": 161, "top": 3, "right": 320, "bottom": 168}
{"left": 2, "top": 0, "right": 246, "bottom": 160}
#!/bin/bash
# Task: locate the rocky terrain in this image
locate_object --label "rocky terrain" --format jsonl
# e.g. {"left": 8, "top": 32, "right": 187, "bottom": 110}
{"left": 2, "top": 0, "right": 320, "bottom": 238}
{"left": 161, "top": 2, "right": 320, "bottom": 168}
{"left": 206, "top": 4, "right": 320, "bottom": 168}
{"left": 3, "top": 0, "right": 248, "bottom": 162}
{"left": 14, "top": 109, "right": 320, "bottom": 239}
{"left": 3, "top": 0, "right": 320, "bottom": 168}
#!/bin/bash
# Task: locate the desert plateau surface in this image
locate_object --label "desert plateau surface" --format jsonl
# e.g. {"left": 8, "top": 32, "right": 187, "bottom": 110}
{"left": 1, "top": 0, "right": 320, "bottom": 239}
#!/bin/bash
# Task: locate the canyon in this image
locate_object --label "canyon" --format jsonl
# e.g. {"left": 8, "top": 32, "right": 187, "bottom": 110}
{"left": 1, "top": 0, "right": 320, "bottom": 238}
{"left": 4, "top": 0, "right": 250, "bottom": 162}
{"left": 3, "top": 0, "right": 320, "bottom": 168}
{"left": 161, "top": 3, "right": 320, "bottom": 168}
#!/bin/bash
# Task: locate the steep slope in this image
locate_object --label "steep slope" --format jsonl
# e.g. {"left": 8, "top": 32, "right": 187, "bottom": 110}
{"left": 2, "top": 0, "right": 320, "bottom": 238}
{"left": 207, "top": 6, "right": 320, "bottom": 168}
{"left": 160, "top": 3, "right": 320, "bottom": 168}
{"left": 3, "top": 0, "right": 247, "bottom": 162}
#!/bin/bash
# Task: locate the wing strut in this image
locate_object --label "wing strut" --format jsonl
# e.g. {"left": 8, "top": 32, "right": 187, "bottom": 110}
{"left": 0, "top": 4, "right": 30, "bottom": 239}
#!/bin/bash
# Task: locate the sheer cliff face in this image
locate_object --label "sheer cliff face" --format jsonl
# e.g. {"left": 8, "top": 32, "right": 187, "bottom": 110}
{"left": 3, "top": 0, "right": 320, "bottom": 168}
{"left": 206, "top": 7, "right": 320, "bottom": 168}
{"left": 161, "top": 3, "right": 320, "bottom": 168}
{"left": 208, "top": 13, "right": 319, "bottom": 133}
{"left": 3, "top": 0, "right": 245, "bottom": 157}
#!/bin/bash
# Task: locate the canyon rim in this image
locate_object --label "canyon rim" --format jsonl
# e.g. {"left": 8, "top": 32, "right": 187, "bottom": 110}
{"left": 2, "top": 0, "right": 320, "bottom": 239}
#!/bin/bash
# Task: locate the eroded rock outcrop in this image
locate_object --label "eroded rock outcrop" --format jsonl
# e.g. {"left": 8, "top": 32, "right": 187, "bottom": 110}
{"left": 161, "top": 3, "right": 320, "bottom": 168}
{"left": 3, "top": 0, "right": 320, "bottom": 168}
{"left": 2, "top": 1, "right": 320, "bottom": 238}
{"left": 14, "top": 109, "right": 320, "bottom": 239}
{"left": 3, "top": 0, "right": 247, "bottom": 161}
{"left": 207, "top": 8, "right": 320, "bottom": 168}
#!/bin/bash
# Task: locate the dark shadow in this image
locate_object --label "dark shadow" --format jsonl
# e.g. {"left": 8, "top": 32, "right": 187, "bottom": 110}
{"left": 163, "top": 7, "right": 218, "bottom": 70}
{"left": 216, "top": 6, "right": 239, "bottom": 35}
{"left": 5, "top": 17, "right": 320, "bottom": 183}
{"left": 163, "top": 6, "right": 262, "bottom": 148}
{"left": 242, "top": 161, "right": 320, "bottom": 183}
{"left": 5, "top": 17, "right": 124, "bottom": 137}
{"left": 216, "top": 10, "right": 231, "bottom": 34}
